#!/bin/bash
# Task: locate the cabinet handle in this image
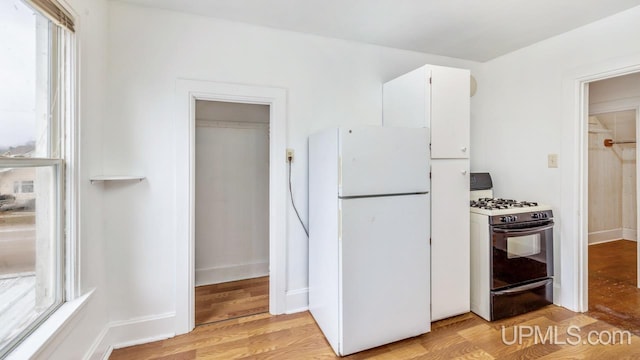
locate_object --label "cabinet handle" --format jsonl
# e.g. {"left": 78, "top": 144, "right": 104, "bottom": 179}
{"left": 461, "top": 147, "right": 467, "bottom": 152}
{"left": 461, "top": 170, "right": 467, "bottom": 175}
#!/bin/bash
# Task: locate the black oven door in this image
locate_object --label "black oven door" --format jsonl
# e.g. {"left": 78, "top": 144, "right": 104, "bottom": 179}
{"left": 491, "top": 221, "right": 554, "bottom": 290}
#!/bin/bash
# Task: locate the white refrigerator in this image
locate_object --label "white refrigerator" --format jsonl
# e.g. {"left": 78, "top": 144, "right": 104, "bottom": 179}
{"left": 308, "top": 127, "right": 431, "bottom": 356}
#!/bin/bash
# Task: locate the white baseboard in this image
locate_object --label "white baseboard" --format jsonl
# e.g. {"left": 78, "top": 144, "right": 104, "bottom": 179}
{"left": 84, "top": 287, "right": 304, "bottom": 359}
{"left": 195, "top": 261, "right": 269, "bottom": 286}
{"left": 588, "top": 228, "right": 623, "bottom": 244}
{"left": 85, "top": 324, "right": 110, "bottom": 360}
{"left": 553, "top": 282, "right": 561, "bottom": 307}
{"left": 623, "top": 228, "right": 637, "bottom": 241}
{"left": 87, "top": 312, "right": 176, "bottom": 360}
{"left": 285, "top": 288, "right": 308, "bottom": 314}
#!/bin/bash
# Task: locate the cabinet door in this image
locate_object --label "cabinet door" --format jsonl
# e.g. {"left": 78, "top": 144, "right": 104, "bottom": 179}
{"left": 430, "top": 67, "right": 470, "bottom": 159}
{"left": 431, "top": 159, "right": 470, "bottom": 321}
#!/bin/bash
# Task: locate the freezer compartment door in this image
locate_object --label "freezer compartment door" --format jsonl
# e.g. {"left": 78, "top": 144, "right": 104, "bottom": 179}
{"left": 339, "top": 127, "right": 429, "bottom": 197}
{"left": 340, "top": 194, "right": 430, "bottom": 355}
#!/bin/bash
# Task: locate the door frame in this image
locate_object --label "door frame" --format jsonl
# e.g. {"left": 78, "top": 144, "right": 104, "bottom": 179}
{"left": 574, "top": 63, "right": 640, "bottom": 313}
{"left": 175, "top": 79, "right": 287, "bottom": 334}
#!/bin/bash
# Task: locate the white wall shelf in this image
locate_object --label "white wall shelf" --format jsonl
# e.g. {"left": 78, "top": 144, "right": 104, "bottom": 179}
{"left": 90, "top": 175, "right": 145, "bottom": 184}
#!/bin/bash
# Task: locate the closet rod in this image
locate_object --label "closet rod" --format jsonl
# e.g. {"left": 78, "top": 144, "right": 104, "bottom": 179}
{"left": 604, "top": 139, "right": 637, "bottom": 147}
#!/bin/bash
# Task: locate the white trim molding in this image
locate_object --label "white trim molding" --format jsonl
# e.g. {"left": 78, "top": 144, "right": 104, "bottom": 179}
{"left": 285, "top": 288, "right": 309, "bottom": 314}
{"left": 623, "top": 228, "right": 638, "bottom": 241}
{"left": 588, "top": 229, "right": 623, "bottom": 244}
{"left": 87, "top": 312, "right": 176, "bottom": 360}
{"left": 565, "top": 54, "right": 640, "bottom": 313}
{"left": 195, "top": 263, "right": 269, "bottom": 286}
{"left": 175, "top": 79, "right": 288, "bottom": 336}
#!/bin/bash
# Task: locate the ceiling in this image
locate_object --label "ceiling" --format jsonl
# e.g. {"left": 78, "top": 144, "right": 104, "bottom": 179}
{"left": 120, "top": 0, "right": 640, "bottom": 62}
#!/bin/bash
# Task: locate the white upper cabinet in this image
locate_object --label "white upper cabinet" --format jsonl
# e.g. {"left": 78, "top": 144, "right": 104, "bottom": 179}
{"left": 430, "top": 66, "right": 470, "bottom": 159}
{"left": 383, "top": 65, "right": 470, "bottom": 159}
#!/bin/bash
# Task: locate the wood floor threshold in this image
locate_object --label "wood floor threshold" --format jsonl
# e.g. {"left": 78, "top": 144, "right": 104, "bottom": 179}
{"left": 195, "top": 276, "right": 269, "bottom": 326}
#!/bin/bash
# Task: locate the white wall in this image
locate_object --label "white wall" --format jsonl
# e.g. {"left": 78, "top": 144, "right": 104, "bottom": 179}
{"left": 472, "top": 5, "right": 640, "bottom": 310}
{"left": 195, "top": 101, "right": 270, "bottom": 286}
{"left": 104, "top": 0, "right": 479, "bottom": 334}
{"left": 195, "top": 100, "right": 270, "bottom": 124}
{"left": 590, "top": 72, "right": 640, "bottom": 102}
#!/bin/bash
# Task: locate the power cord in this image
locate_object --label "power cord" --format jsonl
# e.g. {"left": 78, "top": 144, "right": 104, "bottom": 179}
{"left": 288, "top": 158, "right": 309, "bottom": 237}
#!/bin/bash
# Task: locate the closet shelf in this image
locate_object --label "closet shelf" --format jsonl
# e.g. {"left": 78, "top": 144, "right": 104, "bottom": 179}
{"left": 90, "top": 175, "right": 146, "bottom": 184}
{"left": 588, "top": 128, "right": 612, "bottom": 134}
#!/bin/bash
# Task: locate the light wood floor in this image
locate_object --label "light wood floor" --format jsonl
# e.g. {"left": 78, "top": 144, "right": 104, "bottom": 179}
{"left": 588, "top": 239, "right": 640, "bottom": 335}
{"left": 195, "top": 276, "right": 269, "bottom": 326}
{"left": 110, "top": 245, "right": 640, "bottom": 359}
{"left": 110, "top": 304, "right": 640, "bottom": 359}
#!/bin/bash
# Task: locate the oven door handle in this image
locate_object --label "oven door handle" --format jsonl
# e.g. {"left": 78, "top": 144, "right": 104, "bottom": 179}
{"left": 493, "top": 278, "right": 553, "bottom": 295}
{"left": 493, "top": 223, "right": 554, "bottom": 234}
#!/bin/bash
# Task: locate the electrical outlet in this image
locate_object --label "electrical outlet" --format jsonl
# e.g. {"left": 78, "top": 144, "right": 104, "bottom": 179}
{"left": 548, "top": 154, "right": 558, "bottom": 168}
{"left": 286, "top": 148, "right": 295, "bottom": 162}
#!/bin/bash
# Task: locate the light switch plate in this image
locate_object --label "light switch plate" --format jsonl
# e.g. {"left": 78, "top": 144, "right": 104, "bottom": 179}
{"left": 548, "top": 154, "right": 558, "bottom": 168}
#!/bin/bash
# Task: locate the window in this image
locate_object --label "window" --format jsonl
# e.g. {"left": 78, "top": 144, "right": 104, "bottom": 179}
{"left": 0, "top": 0, "right": 74, "bottom": 356}
{"left": 13, "top": 180, "right": 35, "bottom": 193}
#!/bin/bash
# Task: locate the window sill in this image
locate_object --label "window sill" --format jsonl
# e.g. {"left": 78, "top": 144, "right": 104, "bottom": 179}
{"left": 6, "top": 289, "right": 94, "bottom": 360}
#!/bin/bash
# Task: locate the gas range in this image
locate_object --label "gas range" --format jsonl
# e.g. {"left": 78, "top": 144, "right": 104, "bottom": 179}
{"left": 469, "top": 172, "right": 554, "bottom": 321}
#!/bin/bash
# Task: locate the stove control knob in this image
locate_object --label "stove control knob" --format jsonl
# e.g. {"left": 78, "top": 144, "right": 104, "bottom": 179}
{"left": 532, "top": 212, "right": 548, "bottom": 219}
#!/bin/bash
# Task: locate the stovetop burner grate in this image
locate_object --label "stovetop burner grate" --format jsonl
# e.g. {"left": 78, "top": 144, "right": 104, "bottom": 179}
{"left": 470, "top": 198, "right": 539, "bottom": 210}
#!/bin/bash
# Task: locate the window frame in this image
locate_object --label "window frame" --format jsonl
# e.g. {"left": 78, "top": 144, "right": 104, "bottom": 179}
{"left": 0, "top": 0, "right": 78, "bottom": 355}
{"left": 0, "top": 160, "right": 65, "bottom": 356}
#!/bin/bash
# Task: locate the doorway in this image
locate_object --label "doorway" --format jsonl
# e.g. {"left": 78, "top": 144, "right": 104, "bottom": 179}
{"left": 586, "top": 73, "right": 640, "bottom": 334}
{"left": 175, "top": 80, "right": 287, "bottom": 335}
{"left": 194, "top": 100, "right": 270, "bottom": 325}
